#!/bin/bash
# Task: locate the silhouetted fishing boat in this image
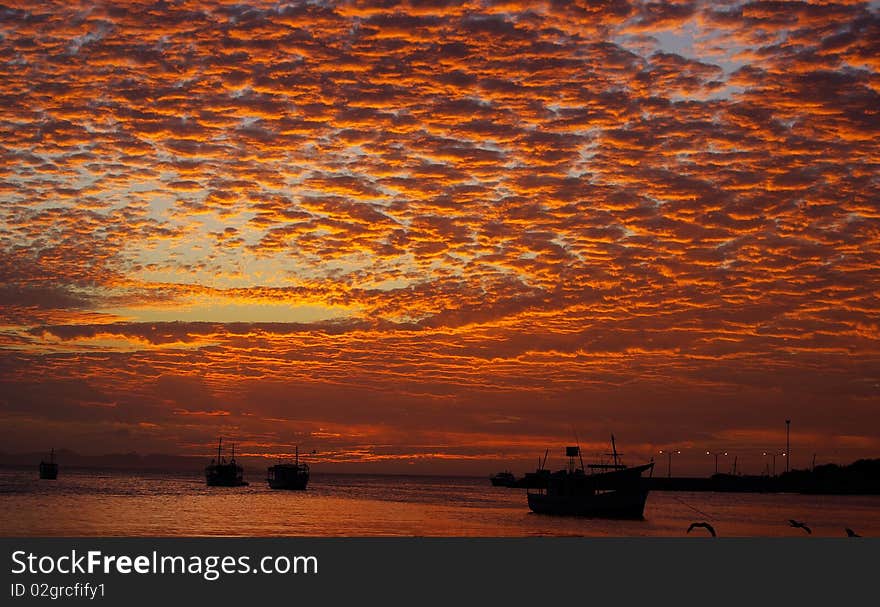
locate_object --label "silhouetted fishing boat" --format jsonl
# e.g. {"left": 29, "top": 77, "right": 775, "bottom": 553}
{"left": 267, "top": 446, "right": 310, "bottom": 490}
{"left": 527, "top": 436, "right": 654, "bottom": 519}
{"left": 205, "top": 438, "right": 248, "bottom": 487}
{"left": 39, "top": 449, "right": 58, "bottom": 480}
{"left": 490, "top": 471, "right": 516, "bottom": 487}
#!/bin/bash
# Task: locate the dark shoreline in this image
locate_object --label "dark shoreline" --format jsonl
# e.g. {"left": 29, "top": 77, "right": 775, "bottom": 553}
{"left": 646, "top": 475, "right": 879, "bottom": 494}
{"left": 501, "top": 459, "right": 880, "bottom": 495}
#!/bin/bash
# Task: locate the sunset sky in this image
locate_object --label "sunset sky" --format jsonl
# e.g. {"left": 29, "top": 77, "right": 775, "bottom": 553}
{"left": 1, "top": 0, "right": 878, "bottom": 475}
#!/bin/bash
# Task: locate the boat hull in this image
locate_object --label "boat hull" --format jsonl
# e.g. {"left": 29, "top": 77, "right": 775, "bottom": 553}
{"left": 267, "top": 477, "right": 309, "bottom": 490}
{"left": 39, "top": 462, "right": 58, "bottom": 480}
{"left": 527, "top": 488, "right": 650, "bottom": 519}
{"left": 205, "top": 464, "right": 248, "bottom": 487}
{"left": 267, "top": 464, "right": 309, "bottom": 490}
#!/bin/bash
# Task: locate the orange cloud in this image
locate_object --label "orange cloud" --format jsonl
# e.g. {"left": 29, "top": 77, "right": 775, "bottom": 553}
{"left": 0, "top": 0, "right": 878, "bottom": 471}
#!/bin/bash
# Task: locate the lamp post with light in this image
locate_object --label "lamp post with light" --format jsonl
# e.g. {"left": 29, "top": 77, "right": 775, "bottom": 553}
{"left": 763, "top": 451, "right": 785, "bottom": 477}
{"left": 706, "top": 451, "right": 727, "bottom": 475}
{"left": 786, "top": 419, "right": 791, "bottom": 473}
{"left": 659, "top": 449, "right": 681, "bottom": 478}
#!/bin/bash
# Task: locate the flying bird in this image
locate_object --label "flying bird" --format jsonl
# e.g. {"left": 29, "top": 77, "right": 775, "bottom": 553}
{"left": 845, "top": 528, "right": 861, "bottom": 538}
{"left": 687, "top": 522, "right": 717, "bottom": 537}
{"left": 788, "top": 519, "right": 811, "bottom": 534}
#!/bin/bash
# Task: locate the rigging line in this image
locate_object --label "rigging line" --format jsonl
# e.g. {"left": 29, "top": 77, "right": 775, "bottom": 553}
{"left": 670, "top": 494, "right": 714, "bottom": 520}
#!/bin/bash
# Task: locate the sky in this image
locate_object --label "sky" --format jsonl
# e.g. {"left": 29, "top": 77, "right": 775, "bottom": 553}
{"left": 1, "top": 0, "right": 878, "bottom": 475}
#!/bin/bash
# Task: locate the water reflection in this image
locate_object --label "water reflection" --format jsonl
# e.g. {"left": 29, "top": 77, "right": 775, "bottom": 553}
{"left": 2, "top": 468, "right": 877, "bottom": 537}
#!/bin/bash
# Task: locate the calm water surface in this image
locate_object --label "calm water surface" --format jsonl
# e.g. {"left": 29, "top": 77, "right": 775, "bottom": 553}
{"left": 2, "top": 467, "right": 877, "bottom": 537}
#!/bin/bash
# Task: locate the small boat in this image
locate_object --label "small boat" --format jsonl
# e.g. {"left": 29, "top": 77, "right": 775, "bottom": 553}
{"left": 490, "top": 471, "right": 517, "bottom": 487}
{"left": 267, "top": 446, "right": 310, "bottom": 490}
{"left": 205, "top": 438, "right": 248, "bottom": 487}
{"left": 527, "top": 436, "right": 654, "bottom": 519}
{"left": 39, "top": 448, "right": 58, "bottom": 480}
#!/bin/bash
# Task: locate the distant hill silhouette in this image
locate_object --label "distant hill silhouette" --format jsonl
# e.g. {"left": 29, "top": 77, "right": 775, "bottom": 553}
{"left": 0, "top": 450, "right": 204, "bottom": 473}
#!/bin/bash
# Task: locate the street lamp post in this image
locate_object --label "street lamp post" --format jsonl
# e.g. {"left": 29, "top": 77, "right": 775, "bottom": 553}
{"left": 659, "top": 449, "right": 680, "bottom": 478}
{"left": 764, "top": 451, "right": 785, "bottom": 477}
{"left": 785, "top": 419, "right": 791, "bottom": 473}
{"left": 706, "top": 451, "right": 727, "bottom": 475}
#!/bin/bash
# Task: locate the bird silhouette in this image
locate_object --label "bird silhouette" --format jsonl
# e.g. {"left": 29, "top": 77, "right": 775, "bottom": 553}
{"left": 788, "top": 519, "right": 811, "bottom": 534}
{"left": 845, "top": 528, "right": 861, "bottom": 537}
{"left": 687, "top": 522, "right": 717, "bottom": 537}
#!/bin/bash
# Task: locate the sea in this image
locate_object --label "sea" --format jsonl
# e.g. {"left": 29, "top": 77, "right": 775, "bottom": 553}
{"left": 1, "top": 467, "right": 877, "bottom": 537}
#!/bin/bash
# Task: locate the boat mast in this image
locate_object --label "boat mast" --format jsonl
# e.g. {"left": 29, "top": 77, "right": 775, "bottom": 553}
{"left": 295, "top": 445, "right": 299, "bottom": 466}
{"left": 565, "top": 446, "right": 579, "bottom": 473}
{"left": 218, "top": 437, "right": 222, "bottom": 463}
{"left": 611, "top": 434, "right": 619, "bottom": 467}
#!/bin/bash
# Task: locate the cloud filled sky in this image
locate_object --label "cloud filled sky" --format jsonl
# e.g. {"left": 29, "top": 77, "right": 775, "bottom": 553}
{"left": 1, "top": 0, "right": 878, "bottom": 473}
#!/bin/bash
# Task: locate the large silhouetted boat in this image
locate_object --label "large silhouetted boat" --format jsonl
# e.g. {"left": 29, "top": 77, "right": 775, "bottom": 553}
{"left": 267, "top": 446, "right": 310, "bottom": 490}
{"left": 527, "top": 436, "right": 654, "bottom": 519}
{"left": 205, "top": 438, "right": 248, "bottom": 487}
{"left": 39, "top": 449, "right": 58, "bottom": 480}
